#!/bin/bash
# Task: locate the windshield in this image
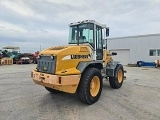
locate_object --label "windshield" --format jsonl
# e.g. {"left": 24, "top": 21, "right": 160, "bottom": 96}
{"left": 68, "top": 23, "right": 94, "bottom": 47}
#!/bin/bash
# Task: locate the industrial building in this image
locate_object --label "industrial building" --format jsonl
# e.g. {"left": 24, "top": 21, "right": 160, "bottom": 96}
{"left": 107, "top": 33, "right": 160, "bottom": 65}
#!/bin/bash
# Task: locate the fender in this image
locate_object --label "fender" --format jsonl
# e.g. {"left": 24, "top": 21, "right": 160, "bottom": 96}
{"left": 105, "top": 61, "right": 120, "bottom": 77}
{"left": 77, "top": 61, "right": 103, "bottom": 73}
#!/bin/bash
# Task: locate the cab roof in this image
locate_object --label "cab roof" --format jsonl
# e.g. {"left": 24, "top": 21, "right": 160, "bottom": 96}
{"left": 69, "top": 20, "right": 107, "bottom": 28}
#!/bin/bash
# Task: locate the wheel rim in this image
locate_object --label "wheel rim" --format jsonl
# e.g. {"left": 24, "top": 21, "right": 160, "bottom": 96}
{"left": 90, "top": 76, "right": 100, "bottom": 97}
{"left": 118, "top": 69, "right": 123, "bottom": 83}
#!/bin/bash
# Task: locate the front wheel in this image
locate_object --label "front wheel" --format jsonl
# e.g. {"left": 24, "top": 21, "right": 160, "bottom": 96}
{"left": 109, "top": 64, "right": 124, "bottom": 89}
{"left": 77, "top": 68, "right": 103, "bottom": 105}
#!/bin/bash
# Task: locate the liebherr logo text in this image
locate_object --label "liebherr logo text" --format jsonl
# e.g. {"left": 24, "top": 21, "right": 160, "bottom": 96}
{"left": 71, "top": 54, "right": 90, "bottom": 59}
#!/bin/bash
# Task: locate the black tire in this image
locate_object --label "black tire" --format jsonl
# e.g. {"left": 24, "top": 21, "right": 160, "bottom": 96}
{"left": 137, "top": 61, "right": 142, "bottom": 67}
{"left": 77, "top": 67, "right": 103, "bottom": 105}
{"left": 109, "top": 64, "right": 124, "bottom": 89}
{"left": 45, "top": 87, "right": 60, "bottom": 94}
{"left": 137, "top": 61, "right": 141, "bottom": 67}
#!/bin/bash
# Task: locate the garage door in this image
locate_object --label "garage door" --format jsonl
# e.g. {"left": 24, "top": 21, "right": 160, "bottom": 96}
{"left": 109, "top": 49, "right": 130, "bottom": 65}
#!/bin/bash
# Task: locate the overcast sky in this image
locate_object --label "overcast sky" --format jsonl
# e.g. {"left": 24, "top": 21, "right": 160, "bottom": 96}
{"left": 0, "top": 0, "right": 160, "bottom": 53}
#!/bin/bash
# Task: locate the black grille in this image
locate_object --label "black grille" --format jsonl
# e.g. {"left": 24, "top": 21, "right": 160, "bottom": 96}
{"left": 37, "top": 56, "right": 56, "bottom": 74}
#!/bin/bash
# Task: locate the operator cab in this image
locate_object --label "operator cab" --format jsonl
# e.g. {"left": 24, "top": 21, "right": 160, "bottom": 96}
{"left": 69, "top": 20, "right": 109, "bottom": 60}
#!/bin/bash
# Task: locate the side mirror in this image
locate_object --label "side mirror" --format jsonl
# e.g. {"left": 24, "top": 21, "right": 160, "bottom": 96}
{"left": 111, "top": 52, "right": 117, "bottom": 55}
{"left": 106, "top": 27, "right": 109, "bottom": 37}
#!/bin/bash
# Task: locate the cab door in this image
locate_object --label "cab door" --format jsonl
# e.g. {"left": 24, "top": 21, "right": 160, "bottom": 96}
{"left": 96, "top": 26, "right": 103, "bottom": 60}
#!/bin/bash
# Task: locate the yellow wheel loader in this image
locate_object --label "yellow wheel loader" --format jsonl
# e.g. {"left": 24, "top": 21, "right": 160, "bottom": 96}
{"left": 31, "top": 20, "right": 125, "bottom": 105}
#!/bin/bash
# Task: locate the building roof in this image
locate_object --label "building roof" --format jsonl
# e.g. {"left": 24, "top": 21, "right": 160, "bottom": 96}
{"left": 2, "top": 46, "right": 20, "bottom": 50}
{"left": 108, "top": 33, "right": 160, "bottom": 40}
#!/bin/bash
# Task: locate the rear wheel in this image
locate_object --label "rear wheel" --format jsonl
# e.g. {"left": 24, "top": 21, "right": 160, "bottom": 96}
{"left": 45, "top": 87, "right": 60, "bottom": 94}
{"left": 109, "top": 64, "right": 124, "bottom": 89}
{"left": 77, "top": 68, "right": 102, "bottom": 105}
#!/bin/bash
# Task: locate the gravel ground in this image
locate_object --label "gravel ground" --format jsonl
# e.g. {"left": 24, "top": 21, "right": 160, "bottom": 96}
{"left": 0, "top": 64, "right": 160, "bottom": 120}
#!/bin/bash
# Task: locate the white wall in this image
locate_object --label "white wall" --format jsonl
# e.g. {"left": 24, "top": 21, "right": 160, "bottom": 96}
{"left": 108, "top": 34, "right": 160, "bottom": 64}
{"left": 110, "top": 49, "right": 130, "bottom": 65}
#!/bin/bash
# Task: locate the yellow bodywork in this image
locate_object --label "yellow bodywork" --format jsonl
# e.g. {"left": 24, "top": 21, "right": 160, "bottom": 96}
{"left": 32, "top": 45, "right": 112, "bottom": 93}
{"left": 103, "top": 50, "right": 112, "bottom": 66}
{"left": 32, "top": 45, "right": 91, "bottom": 93}
{"left": 40, "top": 45, "right": 91, "bottom": 75}
{"left": 32, "top": 70, "right": 80, "bottom": 93}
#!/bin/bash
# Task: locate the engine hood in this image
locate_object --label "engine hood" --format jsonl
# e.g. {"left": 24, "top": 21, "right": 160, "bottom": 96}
{"left": 39, "top": 45, "right": 90, "bottom": 56}
{"left": 39, "top": 45, "right": 91, "bottom": 75}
